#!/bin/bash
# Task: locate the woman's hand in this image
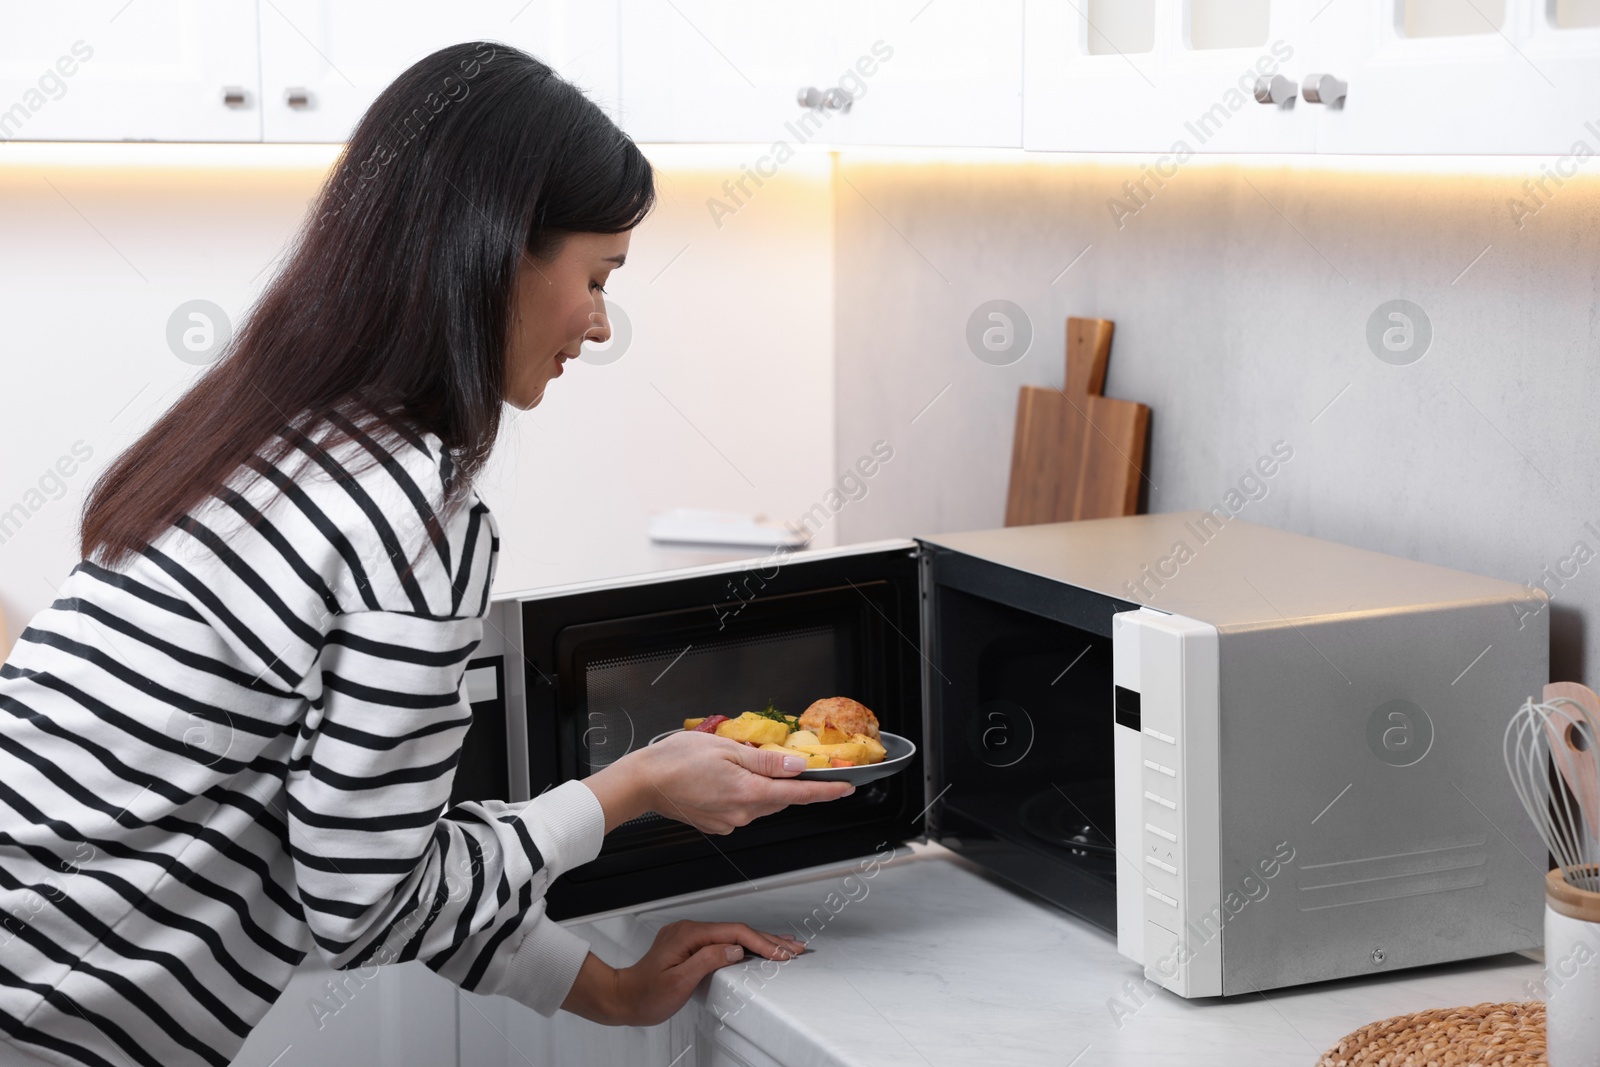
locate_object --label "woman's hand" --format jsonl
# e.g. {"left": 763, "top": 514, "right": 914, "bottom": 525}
{"left": 561, "top": 921, "right": 806, "bottom": 1026}
{"left": 585, "top": 731, "right": 854, "bottom": 834}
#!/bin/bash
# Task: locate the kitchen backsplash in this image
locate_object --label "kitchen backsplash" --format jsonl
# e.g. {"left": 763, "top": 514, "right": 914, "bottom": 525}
{"left": 0, "top": 144, "right": 837, "bottom": 649}
{"left": 831, "top": 153, "right": 1600, "bottom": 683}
{"left": 4, "top": 143, "right": 1597, "bottom": 686}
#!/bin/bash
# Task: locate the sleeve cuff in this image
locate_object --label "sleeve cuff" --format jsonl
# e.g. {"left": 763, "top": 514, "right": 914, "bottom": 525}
{"left": 495, "top": 907, "right": 593, "bottom": 1017}
{"left": 519, "top": 779, "right": 605, "bottom": 881}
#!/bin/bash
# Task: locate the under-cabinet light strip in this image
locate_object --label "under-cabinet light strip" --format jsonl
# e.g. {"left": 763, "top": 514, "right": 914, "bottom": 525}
{"left": 0, "top": 139, "right": 1580, "bottom": 178}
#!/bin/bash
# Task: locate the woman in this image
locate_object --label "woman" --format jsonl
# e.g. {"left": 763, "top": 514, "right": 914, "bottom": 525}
{"left": 0, "top": 42, "right": 851, "bottom": 1067}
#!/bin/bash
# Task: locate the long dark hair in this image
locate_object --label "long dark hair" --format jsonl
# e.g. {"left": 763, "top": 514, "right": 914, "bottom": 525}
{"left": 81, "top": 41, "right": 654, "bottom": 565}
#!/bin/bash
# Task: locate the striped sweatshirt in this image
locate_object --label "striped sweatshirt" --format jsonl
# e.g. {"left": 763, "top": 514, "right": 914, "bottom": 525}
{"left": 0, "top": 414, "right": 604, "bottom": 1067}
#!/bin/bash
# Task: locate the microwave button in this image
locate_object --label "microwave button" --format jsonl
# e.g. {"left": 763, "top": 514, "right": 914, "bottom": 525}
{"left": 1143, "top": 790, "right": 1177, "bottom": 810}
{"left": 1144, "top": 855, "right": 1178, "bottom": 875}
{"left": 1145, "top": 886, "right": 1179, "bottom": 908}
{"left": 1143, "top": 725, "right": 1176, "bottom": 745}
{"left": 1142, "top": 758, "right": 1176, "bottom": 777}
{"left": 1145, "top": 821, "right": 1177, "bottom": 842}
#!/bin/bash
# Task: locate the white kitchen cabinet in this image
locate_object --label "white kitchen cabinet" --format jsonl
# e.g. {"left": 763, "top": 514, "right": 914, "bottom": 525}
{"left": 452, "top": 915, "right": 699, "bottom": 1067}
{"left": 0, "top": 0, "right": 262, "bottom": 143}
{"left": 1023, "top": 0, "right": 1318, "bottom": 154}
{"left": 456, "top": 988, "right": 695, "bottom": 1067}
{"left": 1313, "top": 0, "right": 1600, "bottom": 154}
{"left": 616, "top": 0, "right": 1023, "bottom": 146}
{"left": 14, "top": 0, "right": 1600, "bottom": 152}
{"left": 454, "top": 976, "right": 781, "bottom": 1067}
{"left": 231, "top": 958, "right": 459, "bottom": 1067}
{"left": 705, "top": 1024, "right": 788, "bottom": 1067}
{"left": 258, "top": 0, "right": 620, "bottom": 142}
{"left": 616, "top": 0, "right": 842, "bottom": 143}
{"left": 1024, "top": 0, "right": 1600, "bottom": 155}
{"left": 827, "top": 0, "right": 1023, "bottom": 147}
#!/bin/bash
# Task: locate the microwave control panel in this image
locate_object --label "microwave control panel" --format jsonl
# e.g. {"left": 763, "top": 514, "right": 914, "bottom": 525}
{"left": 1112, "top": 608, "right": 1222, "bottom": 998}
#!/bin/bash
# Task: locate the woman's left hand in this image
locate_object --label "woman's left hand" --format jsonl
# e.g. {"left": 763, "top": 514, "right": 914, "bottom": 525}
{"left": 561, "top": 920, "right": 805, "bottom": 1026}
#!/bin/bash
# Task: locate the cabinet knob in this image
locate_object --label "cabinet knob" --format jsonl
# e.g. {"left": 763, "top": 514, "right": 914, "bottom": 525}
{"left": 284, "top": 87, "right": 312, "bottom": 109}
{"left": 1301, "top": 73, "right": 1347, "bottom": 107}
{"left": 221, "top": 86, "right": 248, "bottom": 109}
{"left": 822, "top": 86, "right": 853, "bottom": 113}
{"left": 796, "top": 86, "right": 823, "bottom": 109}
{"left": 1253, "top": 74, "right": 1296, "bottom": 106}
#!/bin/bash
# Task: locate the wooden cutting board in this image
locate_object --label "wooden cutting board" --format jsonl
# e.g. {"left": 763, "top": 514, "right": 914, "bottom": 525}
{"left": 1004, "top": 316, "right": 1150, "bottom": 526}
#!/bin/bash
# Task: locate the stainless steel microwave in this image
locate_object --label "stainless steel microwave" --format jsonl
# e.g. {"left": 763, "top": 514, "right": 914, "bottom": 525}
{"left": 453, "top": 512, "right": 1546, "bottom": 995}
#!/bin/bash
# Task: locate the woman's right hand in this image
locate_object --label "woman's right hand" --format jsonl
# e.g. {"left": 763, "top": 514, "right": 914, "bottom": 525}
{"left": 586, "top": 731, "right": 854, "bottom": 835}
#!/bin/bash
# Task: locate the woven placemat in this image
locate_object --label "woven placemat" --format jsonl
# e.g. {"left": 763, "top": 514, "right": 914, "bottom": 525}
{"left": 1315, "top": 1001, "right": 1546, "bottom": 1066}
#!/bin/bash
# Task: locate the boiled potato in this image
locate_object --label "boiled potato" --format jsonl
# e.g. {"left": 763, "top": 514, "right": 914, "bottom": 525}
{"left": 683, "top": 717, "right": 707, "bottom": 730}
{"left": 787, "top": 729, "right": 820, "bottom": 747}
{"left": 852, "top": 733, "right": 887, "bottom": 764}
{"left": 758, "top": 742, "right": 829, "bottom": 769}
{"left": 793, "top": 741, "right": 869, "bottom": 766}
{"left": 715, "top": 713, "right": 790, "bottom": 746}
{"left": 817, "top": 723, "right": 851, "bottom": 745}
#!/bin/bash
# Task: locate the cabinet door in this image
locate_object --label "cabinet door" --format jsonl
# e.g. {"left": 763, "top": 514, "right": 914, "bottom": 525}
{"left": 826, "top": 0, "right": 1023, "bottom": 147}
{"left": 1522, "top": 3, "right": 1600, "bottom": 155}
{"left": 616, "top": 0, "right": 840, "bottom": 143}
{"left": 0, "top": 0, "right": 261, "bottom": 143}
{"left": 705, "top": 1023, "right": 791, "bottom": 1067}
{"left": 1023, "top": 0, "right": 1316, "bottom": 153}
{"left": 231, "top": 959, "right": 459, "bottom": 1067}
{"left": 259, "top": 0, "right": 620, "bottom": 143}
{"left": 1312, "top": 0, "right": 1600, "bottom": 154}
{"left": 457, "top": 987, "right": 689, "bottom": 1066}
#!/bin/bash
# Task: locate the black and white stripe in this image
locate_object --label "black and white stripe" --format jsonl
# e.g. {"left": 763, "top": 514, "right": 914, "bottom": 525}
{"left": 0, "top": 417, "right": 602, "bottom": 1067}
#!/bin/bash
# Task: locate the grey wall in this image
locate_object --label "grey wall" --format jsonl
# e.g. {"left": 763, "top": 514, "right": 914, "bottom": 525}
{"left": 832, "top": 154, "right": 1600, "bottom": 684}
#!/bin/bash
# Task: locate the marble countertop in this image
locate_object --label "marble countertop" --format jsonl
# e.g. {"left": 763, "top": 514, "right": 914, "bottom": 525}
{"left": 580, "top": 844, "right": 1542, "bottom": 1067}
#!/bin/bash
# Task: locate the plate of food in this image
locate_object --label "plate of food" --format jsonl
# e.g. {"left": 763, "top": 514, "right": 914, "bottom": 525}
{"left": 649, "top": 696, "right": 915, "bottom": 786}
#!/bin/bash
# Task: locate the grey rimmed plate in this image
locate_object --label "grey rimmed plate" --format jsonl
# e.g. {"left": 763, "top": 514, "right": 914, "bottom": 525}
{"left": 647, "top": 729, "right": 916, "bottom": 786}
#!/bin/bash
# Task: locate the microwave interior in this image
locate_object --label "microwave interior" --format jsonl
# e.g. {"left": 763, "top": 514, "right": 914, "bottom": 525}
{"left": 518, "top": 546, "right": 927, "bottom": 919}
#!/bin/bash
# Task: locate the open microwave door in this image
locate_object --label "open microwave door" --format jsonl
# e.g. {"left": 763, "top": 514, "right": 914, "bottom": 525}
{"left": 917, "top": 536, "right": 1131, "bottom": 934}
{"left": 479, "top": 541, "right": 928, "bottom": 920}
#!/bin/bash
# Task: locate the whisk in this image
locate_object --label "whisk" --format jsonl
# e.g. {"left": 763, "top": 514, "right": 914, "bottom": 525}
{"left": 1504, "top": 695, "right": 1600, "bottom": 892}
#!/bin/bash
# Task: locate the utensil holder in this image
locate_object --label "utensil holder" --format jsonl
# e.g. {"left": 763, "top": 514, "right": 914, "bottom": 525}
{"left": 1546, "top": 867, "right": 1600, "bottom": 1066}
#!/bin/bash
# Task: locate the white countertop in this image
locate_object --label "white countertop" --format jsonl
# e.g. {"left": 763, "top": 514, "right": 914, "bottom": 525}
{"left": 582, "top": 845, "right": 1542, "bottom": 1067}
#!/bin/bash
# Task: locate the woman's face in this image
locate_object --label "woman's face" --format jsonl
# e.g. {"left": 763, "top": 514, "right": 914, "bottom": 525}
{"left": 504, "top": 229, "right": 632, "bottom": 409}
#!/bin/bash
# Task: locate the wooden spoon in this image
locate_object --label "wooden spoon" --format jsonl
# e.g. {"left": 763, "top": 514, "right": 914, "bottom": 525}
{"left": 1542, "top": 682, "right": 1600, "bottom": 845}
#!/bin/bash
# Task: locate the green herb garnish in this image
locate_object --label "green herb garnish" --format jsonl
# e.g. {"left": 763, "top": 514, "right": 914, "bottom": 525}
{"left": 748, "top": 701, "right": 795, "bottom": 724}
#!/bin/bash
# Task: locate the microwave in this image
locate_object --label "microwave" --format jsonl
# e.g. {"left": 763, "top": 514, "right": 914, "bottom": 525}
{"left": 455, "top": 512, "right": 1546, "bottom": 996}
